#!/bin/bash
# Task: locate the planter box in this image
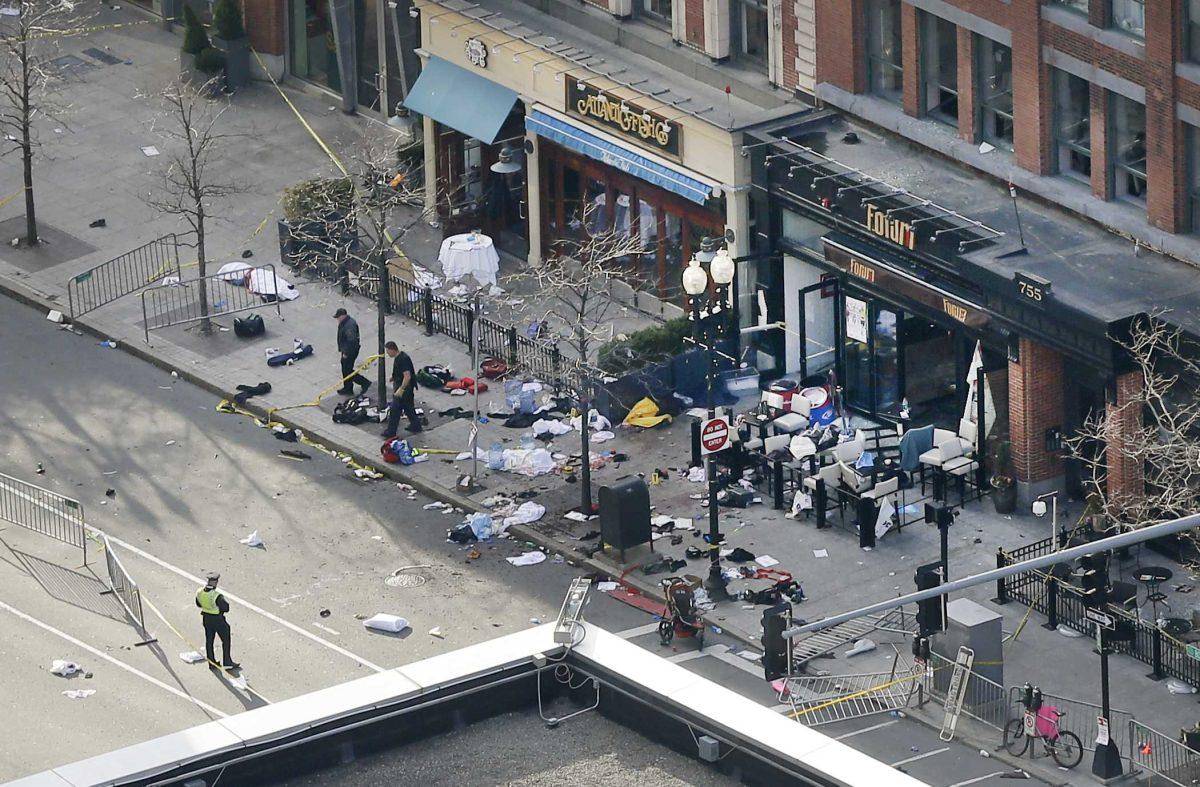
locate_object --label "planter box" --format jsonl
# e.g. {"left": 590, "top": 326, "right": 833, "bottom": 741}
{"left": 212, "top": 35, "right": 250, "bottom": 90}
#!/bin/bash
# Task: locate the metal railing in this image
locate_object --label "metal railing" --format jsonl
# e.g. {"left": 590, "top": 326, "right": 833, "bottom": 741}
{"left": 1007, "top": 685, "right": 1133, "bottom": 760}
{"left": 100, "top": 533, "right": 155, "bottom": 646}
{"left": 784, "top": 651, "right": 919, "bottom": 726}
{"left": 1130, "top": 720, "right": 1200, "bottom": 786}
{"left": 0, "top": 472, "right": 86, "bottom": 564}
{"left": 140, "top": 264, "right": 284, "bottom": 343}
{"left": 923, "top": 650, "right": 1009, "bottom": 732}
{"left": 67, "top": 234, "right": 181, "bottom": 320}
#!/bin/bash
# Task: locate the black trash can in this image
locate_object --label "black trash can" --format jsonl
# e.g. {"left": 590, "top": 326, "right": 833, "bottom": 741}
{"left": 598, "top": 476, "right": 652, "bottom": 563}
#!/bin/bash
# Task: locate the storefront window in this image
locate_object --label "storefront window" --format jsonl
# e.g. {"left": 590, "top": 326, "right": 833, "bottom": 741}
{"left": 1053, "top": 68, "right": 1091, "bottom": 181}
{"left": 843, "top": 294, "right": 872, "bottom": 411}
{"left": 290, "top": 0, "right": 337, "bottom": 90}
{"left": 738, "top": 0, "right": 769, "bottom": 66}
{"left": 663, "top": 213, "right": 683, "bottom": 300}
{"left": 874, "top": 308, "right": 900, "bottom": 414}
{"left": 562, "top": 166, "right": 583, "bottom": 238}
{"left": 976, "top": 37, "right": 1013, "bottom": 150}
{"left": 1109, "top": 93, "right": 1146, "bottom": 203}
{"left": 865, "top": 0, "right": 903, "bottom": 104}
{"left": 780, "top": 210, "right": 824, "bottom": 251}
{"left": 637, "top": 200, "right": 660, "bottom": 290}
{"left": 921, "top": 14, "right": 958, "bottom": 127}
{"left": 1110, "top": 0, "right": 1144, "bottom": 38}
{"left": 586, "top": 178, "right": 609, "bottom": 236}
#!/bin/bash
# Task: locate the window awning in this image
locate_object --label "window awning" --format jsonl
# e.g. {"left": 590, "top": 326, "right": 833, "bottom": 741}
{"left": 402, "top": 57, "right": 518, "bottom": 145}
{"left": 526, "top": 109, "right": 717, "bottom": 206}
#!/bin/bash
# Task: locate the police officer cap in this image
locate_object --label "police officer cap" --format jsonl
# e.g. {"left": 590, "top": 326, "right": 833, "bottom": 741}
{"left": 204, "top": 570, "right": 220, "bottom": 582}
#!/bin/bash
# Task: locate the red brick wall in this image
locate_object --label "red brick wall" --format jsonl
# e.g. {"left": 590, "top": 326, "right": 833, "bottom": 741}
{"left": 1011, "top": 0, "right": 1050, "bottom": 174}
{"left": 955, "top": 25, "right": 976, "bottom": 142}
{"left": 782, "top": 0, "right": 797, "bottom": 89}
{"left": 244, "top": 0, "right": 284, "bottom": 56}
{"left": 684, "top": 0, "right": 705, "bottom": 51}
{"left": 1009, "top": 337, "right": 1065, "bottom": 484}
{"left": 1146, "top": 1, "right": 1184, "bottom": 232}
{"left": 1089, "top": 82, "right": 1110, "bottom": 199}
{"left": 815, "top": 0, "right": 864, "bottom": 93}
{"left": 1105, "top": 370, "right": 1145, "bottom": 504}
{"left": 900, "top": 1, "right": 920, "bottom": 116}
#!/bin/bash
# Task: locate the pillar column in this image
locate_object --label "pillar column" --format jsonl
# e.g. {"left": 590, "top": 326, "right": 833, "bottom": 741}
{"left": 423, "top": 114, "right": 438, "bottom": 218}
{"left": 1008, "top": 337, "right": 1065, "bottom": 507}
{"left": 525, "top": 129, "right": 542, "bottom": 268}
{"left": 1105, "top": 370, "right": 1144, "bottom": 507}
{"left": 900, "top": 1, "right": 920, "bottom": 118}
{"left": 955, "top": 26, "right": 976, "bottom": 143}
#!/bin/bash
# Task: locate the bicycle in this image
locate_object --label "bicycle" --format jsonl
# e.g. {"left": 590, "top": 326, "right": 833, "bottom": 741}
{"left": 1003, "top": 685, "right": 1084, "bottom": 769}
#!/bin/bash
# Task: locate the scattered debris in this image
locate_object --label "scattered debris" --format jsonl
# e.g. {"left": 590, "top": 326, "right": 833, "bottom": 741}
{"left": 46, "top": 309, "right": 65, "bottom": 323}
{"left": 62, "top": 689, "right": 96, "bottom": 699}
{"left": 844, "top": 639, "right": 876, "bottom": 657}
{"left": 239, "top": 530, "right": 264, "bottom": 548}
{"left": 363, "top": 613, "right": 410, "bottom": 633}
{"left": 279, "top": 449, "right": 312, "bottom": 461}
{"left": 813, "top": 549, "right": 829, "bottom": 558}
{"left": 97, "top": 340, "right": 118, "bottom": 349}
{"left": 140, "top": 145, "right": 160, "bottom": 156}
{"left": 35, "top": 462, "right": 44, "bottom": 475}
{"left": 429, "top": 627, "right": 445, "bottom": 639}
{"left": 104, "top": 488, "right": 116, "bottom": 498}
{"left": 50, "top": 660, "right": 82, "bottom": 677}
{"left": 179, "top": 651, "right": 205, "bottom": 664}
{"left": 319, "top": 608, "right": 331, "bottom": 618}
{"left": 506, "top": 551, "right": 546, "bottom": 567}
{"left": 88, "top": 218, "right": 107, "bottom": 228}
{"left": 596, "top": 581, "right": 618, "bottom": 592}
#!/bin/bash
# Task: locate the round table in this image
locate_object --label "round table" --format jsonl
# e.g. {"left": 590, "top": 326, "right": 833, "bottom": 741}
{"left": 439, "top": 233, "right": 500, "bottom": 287}
{"left": 1136, "top": 566, "right": 1173, "bottom": 620}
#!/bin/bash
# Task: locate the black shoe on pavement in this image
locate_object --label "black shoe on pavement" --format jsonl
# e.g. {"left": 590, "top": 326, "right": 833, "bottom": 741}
{"left": 337, "top": 387, "right": 354, "bottom": 396}
{"left": 358, "top": 383, "right": 371, "bottom": 396}
{"left": 223, "top": 662, "right": 241, "bottom": 671}
{"left": 406, "top": 425, "right": 424, "bottom": 434}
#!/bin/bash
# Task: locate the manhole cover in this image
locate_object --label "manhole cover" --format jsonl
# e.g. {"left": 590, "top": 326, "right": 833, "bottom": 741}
{"left": 385, "top": 566, "right": 430, "bottom": 588}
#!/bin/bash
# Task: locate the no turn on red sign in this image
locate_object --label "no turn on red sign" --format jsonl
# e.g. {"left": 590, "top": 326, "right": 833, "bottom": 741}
{"left": 701, "top": 416, "right": 731, "bottom": 455}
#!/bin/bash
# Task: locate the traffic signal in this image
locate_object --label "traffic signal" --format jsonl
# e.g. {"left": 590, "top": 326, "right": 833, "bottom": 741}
{"left": 761, "top": 603, "right": 791, "bottom": 681}
{"left": 915, "top": 561, "right": 946, "bottom": 635}
{"left": 1078, "top": 552, "right": 1109, "bottom": 608}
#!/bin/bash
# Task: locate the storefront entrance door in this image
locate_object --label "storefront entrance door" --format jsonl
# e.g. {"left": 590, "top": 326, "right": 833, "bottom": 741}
{"left": 797, "top": 278, "right": 840, "bottom": 382}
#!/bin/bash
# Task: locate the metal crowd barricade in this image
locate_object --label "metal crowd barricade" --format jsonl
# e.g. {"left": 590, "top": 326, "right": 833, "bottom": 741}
{"left": 100, "top": 534, "right": 156, "bottom": 647}
{"left": 922, "top": 650, "right": 1010, "bottom": 732}
{"left": 783, "top": 649, "right": 919, "bottom": 726}
{"left": 1129, "top": 720, "right": 1200, "bottom": 785}
{"left": 1005, "top": 685, "right": 1134, "bottom": 761}
{"left": 141, "top": 264, "right": 284, "bottom": 343}
{"left": 67, "top": 234, "right": 181, "bottom": 320}
{"left": 0, "top": 471, "right": 87, "bottom": 565}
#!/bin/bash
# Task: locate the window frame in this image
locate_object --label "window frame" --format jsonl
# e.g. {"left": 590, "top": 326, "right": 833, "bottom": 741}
{"left": 920, "top": 13, "right": 958, "bottom": 128}
{"left": 1187, "top": 0, "right": 1200, "bottom": 63}
{"left": 1108, "top": 0, "right": 1145, "bottom": 39}
{"left": 976, "top": 36, "right": 1014, "bottom": 151}
{"left": 1051, "top": 68, "right": 1092, "bottom": 183}
{"left": 865, "top": 0, "right": 903, "bottom": 104}
{"left": 1052, "top": 0, "right": 1089, "bottom": 15}
{"left": 1108, "top": 92, "right": 1147, "bottom": 205}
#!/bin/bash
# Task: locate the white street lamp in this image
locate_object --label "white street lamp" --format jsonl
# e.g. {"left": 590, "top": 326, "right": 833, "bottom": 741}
{"left": 709, "top": 247, "right": 735, "bottom": 286}
{"left": 681, "top": 257, "right": 709, "bottom": 297}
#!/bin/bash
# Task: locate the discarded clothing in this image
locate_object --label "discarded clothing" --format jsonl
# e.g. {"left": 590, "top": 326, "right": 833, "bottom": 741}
{"left": 50, "top": 660, "right": 82, "bottom": 677}
{"left": 899, "top": 424, "right": 934, "bottom": 472}
{"left": 448, "top": 523, "right": 477, "bottom": 543}
{"left": 233, "top": 381, "right": 272, "bottom": 404}
{"left": 502, "top": 501, "right": 546, "bottom": 529}
{"left": 622, "top": 397, "right": 672, "bottom": 429}
{"left": 500, "top": 448, "right": 556, "bottom": 477}
{"left": 506, "top": 550, "right": 547, "bottom": 566}
{"left": 570, "top": 409, "right": 611, "bottom": 433}
{"left": 532, "top": 418, "right": 572, "bottom": 436}
{"left": 443, "top": 377, "right": 488, "bottom": 394}
{"left": 726, "top": 547, "right": 756, "bottom": 563}
{"left": 504, "top": 411, "right": 540, "bottom": 429}
{"left": 247, "top": 267, "right": 299, "bottom": 301}
{"left": 266, "top": 344, "right": 313, "bottom": 367}
{"left": 590, "top": 430, "right": 616, "bottom": 443}
{"left": 362, "top": 613, "right": 409, "bottom": 633}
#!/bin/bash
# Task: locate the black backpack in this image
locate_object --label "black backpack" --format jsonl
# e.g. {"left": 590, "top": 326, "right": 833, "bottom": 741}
{"left": 234, "top": 313, "right": 265, "bottom": 338}
{"left": 332, "top": 399, "right": 369, "bottom": 425}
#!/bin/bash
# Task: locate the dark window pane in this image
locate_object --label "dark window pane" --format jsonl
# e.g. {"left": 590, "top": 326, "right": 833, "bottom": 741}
{"left": 866, "top": 0, "right": 903, "bottom": 103}
{"left": 1053, "top": 68, "right": 1091, "bottom": 181}
{"left": 977, "top": 37, "right": 1013, "bottom": 150}
{"left": 1110, "top": 93, "right": 1146, "bottom": 203}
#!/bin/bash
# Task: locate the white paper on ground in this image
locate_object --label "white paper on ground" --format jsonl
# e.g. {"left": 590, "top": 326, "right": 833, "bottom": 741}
{"left": 756, "top": 554, "right": 780, "bottom": 568}
{"left": 651, "top": 515, "right": 673, "bottom": 526}
{"left": 564, "top": 510, "right": 593, "bottom": 522}
{"left": 813, "top": 549, "right": 829, "bottom": 558}
{"left": 674, "top": 518, "right": 695, "bottom": 530}
{"left": 502, "top": 501, "right": 545, "bottom": 529}
{"left": 363, "top": 613, "right": 410, "bottom": 633}
{"left": 179, "top": 651, "right": 205, "bottom": 664}
{"left": 50, "top": 660, "right": 81, "bottom": 677}
{"left": 239, "top": 530, "right": 264, "bottom": 548}
{"left": 596, "top": 581, "right": 618, "bottom": 591}
{"left": 506, "top": 551, "right": 546, "bottom": 566}
{"left": 62, "top": 689, "right": 96, "bottom": 699}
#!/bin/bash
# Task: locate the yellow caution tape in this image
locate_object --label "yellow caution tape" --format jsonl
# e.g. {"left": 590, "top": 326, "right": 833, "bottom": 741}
{"left": 31, "top": 18, "right": 154, "bottom": 40}
{"left": 0, "top": 191, "right": 19, "bottom": 211}
{"left": 268, "top": 353, "right": 384, "bottom": 415}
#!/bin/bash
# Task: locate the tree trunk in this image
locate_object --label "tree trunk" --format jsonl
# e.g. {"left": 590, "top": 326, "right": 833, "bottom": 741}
{"left": 196, "top": 211, "right": 212, "bottom": 335}
{"left": 20, "top": 36, "right": 37, "bottom": 246}
{"left": 376, "top": 234, "right": 389, "bottom": 406}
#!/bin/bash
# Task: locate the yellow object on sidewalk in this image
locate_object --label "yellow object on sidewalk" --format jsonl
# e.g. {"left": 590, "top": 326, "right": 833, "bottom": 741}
{"left": 623, "top": 397, "right": 672, "bottom": 429}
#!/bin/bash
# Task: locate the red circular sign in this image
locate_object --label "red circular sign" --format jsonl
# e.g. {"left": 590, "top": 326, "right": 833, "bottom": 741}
{"left": 701, "top": 418, "right": 729, "bottom": 453}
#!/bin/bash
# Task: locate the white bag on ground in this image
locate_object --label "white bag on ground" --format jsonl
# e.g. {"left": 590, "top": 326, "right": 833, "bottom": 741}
{"left": 363, "top": 613, "right": 410, "bottom": 633}
{"left": 50, "top": 660, "right": 82, "bottom": 677}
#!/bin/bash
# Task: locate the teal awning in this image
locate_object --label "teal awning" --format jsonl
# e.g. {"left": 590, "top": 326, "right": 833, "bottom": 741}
{"left": 403, "top": 57, "right": 519, "bottom": 144}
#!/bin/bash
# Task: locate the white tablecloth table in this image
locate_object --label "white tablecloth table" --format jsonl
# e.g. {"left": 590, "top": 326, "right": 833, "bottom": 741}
{"left": 438, "top": 233, "right": 500, "bottom": 287}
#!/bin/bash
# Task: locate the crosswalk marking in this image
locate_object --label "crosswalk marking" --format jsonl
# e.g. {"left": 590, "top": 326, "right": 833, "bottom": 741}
{"left": 615, "top": 622, "right": 661, "bottom": 639}
{"left": 890, "top": 746, "right": 948, "bottom": 767}
{"left": 836, "top": 719, "right": 899, "bottom": 740}
{"left": 947, "top": 772, "right": 1009, "bottom": 787}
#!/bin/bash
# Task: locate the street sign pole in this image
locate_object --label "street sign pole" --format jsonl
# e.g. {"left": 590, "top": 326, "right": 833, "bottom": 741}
{"left": 1092, "top": 615, "right": 1124, "bottom": 778}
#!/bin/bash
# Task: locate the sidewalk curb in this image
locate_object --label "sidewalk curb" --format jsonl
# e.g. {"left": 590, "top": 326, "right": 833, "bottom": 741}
{"left": 0, "top": 276, "right": 764, "bottom": 648}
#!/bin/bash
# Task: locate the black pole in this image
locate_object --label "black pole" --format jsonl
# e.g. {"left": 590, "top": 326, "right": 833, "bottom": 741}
{"left": 939, "top": 521, "right": 950, "bottom": 583}
{"left": 699, "top": 293, "right": 727, "bottom": 601}
{"left": 580, "top": 379, "right": 593, "bottom": 514}
{"left": 975, "top": 364, "right": 987, "bottom": 490}
{"left": 1092, "top": 573, "right": 1124, "bottom": 779}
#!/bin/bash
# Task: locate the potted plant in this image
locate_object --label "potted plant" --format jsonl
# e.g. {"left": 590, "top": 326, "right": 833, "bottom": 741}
{"left": 278, "top": 177, "right": 355, "bottom": 271}
{"left": 179, "top": 4, "right": 210, "bottom": 82}
{"left": 211, "top": 0, "right": 250, "bottom": 91}
{"left": 990, "top": 440, "right": 1017, "bottom": 514}
{"left": 195, "top": 47, "right": 228, "bottom": 97}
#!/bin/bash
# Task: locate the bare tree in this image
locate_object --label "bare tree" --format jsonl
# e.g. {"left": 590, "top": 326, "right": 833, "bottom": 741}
{"left": 1067, "top": 312, "right": 1200, "bottom": 540}
{"left": 145, "top": 78, "right": 241, "bottom": 335}
{"left": 0, "top": 0, "right": 92, "bottom": 245}
{"left": 505, "top": 203, "right": 647, "bottom": 511}
{"left": 284, "top": 124, "right": 447, "bottom": 403}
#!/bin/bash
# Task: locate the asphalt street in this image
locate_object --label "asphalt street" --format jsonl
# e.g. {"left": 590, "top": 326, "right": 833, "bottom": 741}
{"left": 0, "top": 294, "right": 1044, "bottom": 786}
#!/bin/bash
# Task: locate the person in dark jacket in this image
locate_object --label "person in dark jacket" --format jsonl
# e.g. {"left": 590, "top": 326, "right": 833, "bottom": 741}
{"left": 334, "top": 308, "right": 372, "bottom": 396}
{"left": 381, "top": 341, "right": 422, "bottom": 437}
{"left": 195, "top": 571, "right": 239, "bottom": 670}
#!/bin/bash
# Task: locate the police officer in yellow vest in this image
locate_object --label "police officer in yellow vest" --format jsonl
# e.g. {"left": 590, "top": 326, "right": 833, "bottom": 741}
{"left": 196, "top": 571, "right": 239, "bottom": 670}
